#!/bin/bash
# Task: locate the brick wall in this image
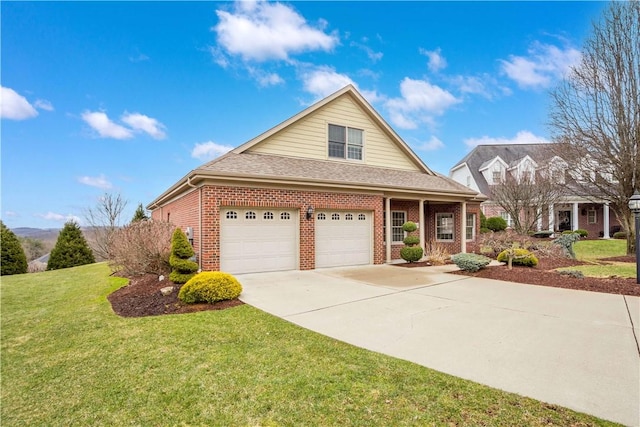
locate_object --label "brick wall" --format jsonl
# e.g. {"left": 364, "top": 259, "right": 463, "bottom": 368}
{"left": 150, "top": 188, "right": 201, "bottom": 258}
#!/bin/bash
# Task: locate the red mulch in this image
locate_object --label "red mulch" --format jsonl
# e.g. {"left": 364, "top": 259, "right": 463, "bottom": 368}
{"left": 448, "top": 256, "right": 640, "bottom": 297}
{"left": 108, "top": 274, "right": 244, "bottom": 318}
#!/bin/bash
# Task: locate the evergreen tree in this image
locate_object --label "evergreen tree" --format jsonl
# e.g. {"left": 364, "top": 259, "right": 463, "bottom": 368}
{"left": 169, "top": 228, "right": 198, "bottom": 284}
{"left": 131, "top": 203, "right": 149, "bottom": 223}
{"left": 47, "top": 221, "right": 96, "bottom": 270}
{"left": 1, "top": 221, "right": 28, "bottom": 275}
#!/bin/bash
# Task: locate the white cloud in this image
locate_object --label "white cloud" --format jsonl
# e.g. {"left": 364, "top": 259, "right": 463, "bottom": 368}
{"left": 77, "top": 174, "right": 113, "bottom": 190}
{"left": 420, "top": 47, "right": 447, "bottom": 73}
{"left": 301, "top": 67, "right": 355, "bottom": 100}
{"left": 191, "top": 141, "right": 234, "bottom": 161}
{"left": 500, "top": 41, "right": 581, "bottom": 89}
{"left": 418, "top": 136, "right": 445, "bottom": 151}
{"left": 34, "top": 99, "right": 54, "bottom": 111}
{"left": 247, "top": 67, "right": 285, "bottom": 87}
{"left": 464, "top": 130, "right": 551, "bottom": 149}
{"left": 385, "top": 77, "right": 460, "bottom": 129}
{"left": 4, "top": 211, "right": 19, "bottom": 218}
{"left": 36, "top": 212, "right": 82, "bottom": 224}
{"left": 121, "top": 112, "right": 167, "bottom": 139}
{"left": 214, "top": 1, "right": 339, "bottom": 62}
{"left": 82, "top": 111, "right": 133, "bottom": 139}
{"left": 350, "top": 40, "right": 383, "bottom": 63}
{"left": 0, "top": 86, "right": 38, "bottom": 120}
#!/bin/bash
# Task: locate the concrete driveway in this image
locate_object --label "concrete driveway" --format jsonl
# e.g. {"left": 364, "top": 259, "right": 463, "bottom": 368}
{"left": 237, "top": 264, "right": 640, "bottom": 427}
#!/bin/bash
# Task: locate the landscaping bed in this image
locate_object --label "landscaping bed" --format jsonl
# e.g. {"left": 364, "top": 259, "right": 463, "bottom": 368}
{"left": 108, "top": 273, "right": 243, "bottom": 318}
{"left": 451, "top": 256, "right": 640, "bottom": 297}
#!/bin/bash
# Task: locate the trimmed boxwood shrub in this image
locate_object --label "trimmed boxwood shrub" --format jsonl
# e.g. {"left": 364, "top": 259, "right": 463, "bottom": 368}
{"left": 574, "top": 229, "right": 588, "bottom": 238}
{"left": 400, "top": 246, "right": 423, "bottom": 263}
{"left": 496, "top": 248, "right": 538, "bottom": 267}
{"left": 613, "top": 231, "right": 627, "bottom": 239}
{"left": 178, "top": 271, "right": 242, "bottom": 304}
{"left": 532, "top": 230, "right": 553, "bottom": 238}
{"left": 402, "top": 221, "right": 418, "bottom": 233}
{"left": 479, "top": 227, "right": 491, "bottom": 234}
{"left": 451, "top": 253, "right": 491, "bottom": 272}
{"left": 403, "top": 235, "right": 420, "bottom": 246}
{"left": 169, "top": 228, "right": 198, "bottom": 284}
{"left": 486, "top": 216, "right": 507, "bottom": 232}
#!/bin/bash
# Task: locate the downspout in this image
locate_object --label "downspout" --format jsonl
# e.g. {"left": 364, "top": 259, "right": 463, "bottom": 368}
{"left": 186, "top": 176, "right": 202, "bottom": 270}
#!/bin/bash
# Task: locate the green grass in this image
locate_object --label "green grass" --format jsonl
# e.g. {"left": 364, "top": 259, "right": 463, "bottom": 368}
{"left": 1, "top": 263, "right": 619, "bottom": 426}
{"left": 566, "top": 239, "right": 634, "bottom": 278}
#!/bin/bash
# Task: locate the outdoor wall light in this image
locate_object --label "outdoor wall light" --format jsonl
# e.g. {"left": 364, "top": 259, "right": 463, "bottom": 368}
{"left": 306, "top": 205, "right": 314, "bottom": 220}
{"left": 628, "top": 191, "right": 640, "bottom": 284}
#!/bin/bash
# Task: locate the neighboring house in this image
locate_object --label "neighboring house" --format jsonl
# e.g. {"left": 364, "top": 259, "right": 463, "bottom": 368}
{"left": 147, "top": 85, "right": 484, "bottom": 274}
{"left": 449, "top": 143, "right": 620, "bottom": 238}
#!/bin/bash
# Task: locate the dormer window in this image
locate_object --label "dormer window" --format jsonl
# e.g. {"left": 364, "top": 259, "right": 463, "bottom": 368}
{"left": 492, "top": 171, "right": 502, "bottom": 184}
{"left": 328, "top": 124, "right": 363, "bottom": 160}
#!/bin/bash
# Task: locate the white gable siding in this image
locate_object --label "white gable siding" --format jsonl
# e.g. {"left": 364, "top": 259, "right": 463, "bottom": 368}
{"left": 247, "top": 95, "right": 420, "bottom": 171}
{"left": 450, "top": 164, "right": 479, "bottom": 192}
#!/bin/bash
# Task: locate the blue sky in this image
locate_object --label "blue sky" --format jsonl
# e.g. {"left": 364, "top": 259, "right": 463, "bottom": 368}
{"left": 1, "top": 1, "right": 606, "bottom": 229}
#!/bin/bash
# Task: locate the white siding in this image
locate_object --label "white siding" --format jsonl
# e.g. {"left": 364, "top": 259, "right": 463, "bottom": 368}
{"left": 248, "top": 94, "right": 420, "bottom": 171}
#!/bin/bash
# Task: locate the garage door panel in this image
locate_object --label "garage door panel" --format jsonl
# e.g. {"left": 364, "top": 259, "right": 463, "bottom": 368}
{"left": 221, "top": 209, "right": 298, "bottom": 274}
{"left": 316, "top": 211, "right": 371, "bottom": 268}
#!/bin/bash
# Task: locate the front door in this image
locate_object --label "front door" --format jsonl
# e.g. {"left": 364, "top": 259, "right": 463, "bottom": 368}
{"left": 558, "top": 210, "right": 571, "bottom": 231}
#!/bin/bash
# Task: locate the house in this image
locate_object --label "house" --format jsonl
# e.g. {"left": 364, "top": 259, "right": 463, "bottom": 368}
{"left": 449, "top": 143, "right": 620, "bottom": 238}
{"left": 147, "top": 85, "right": 484, "bottom": 274}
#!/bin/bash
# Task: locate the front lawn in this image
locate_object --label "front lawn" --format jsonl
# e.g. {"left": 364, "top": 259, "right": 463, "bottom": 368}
{"left": 569, "top": 239, "right": 634, "bottom": 278}
{"left": 1, "top": 264, "right": 618, "bottom": 426}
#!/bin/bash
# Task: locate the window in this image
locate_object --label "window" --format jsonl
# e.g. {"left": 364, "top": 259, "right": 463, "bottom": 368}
{"left": 492, "top": 171, "right": 502, "bottom": 184}
{"left": 345, "top": 213, "right": 353, "bottom": 220}
{"left": 588, "top": 209, "right": 597, "bottom": 224}
{"left": 328, "top": 124, "right": 363, "bottom": 160}
{"left": 263, "top": 212, "right": 274, "bottom": 220}
{"left": 358, "top": 214, "right": 366, "bottom": 221}
{"left": 332, "top": 213, "right": 340, "bottom": 220}
{"left": 466, "top": 213, "right": 476, "bottom": 241}
{"left": 317, "top": 213, "right": 326, "bottom": 220}
{"left": 500, "top": 211, "right": 513, "bottom": 228}
{"left": 226, "top": 211, "right": 237, "bottom": 220}
{"left": 245, "top": 211, "right": 256, "bottom": 220}
{"left": 436, "top": 213, "right": 454, "bottom": 241}
{"left": 280, "top": 212, "right": 291, "bottom": 220}
{"left": 392, "top": 211, "right": 406, "bottom": 243}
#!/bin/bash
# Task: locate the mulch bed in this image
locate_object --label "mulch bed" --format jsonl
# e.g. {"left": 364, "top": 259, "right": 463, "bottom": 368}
{"left": 108, "top": 274, "right": 244, "bottom": 318}
{"left": 448, "top": 256, "right": 640, "bottom": 297}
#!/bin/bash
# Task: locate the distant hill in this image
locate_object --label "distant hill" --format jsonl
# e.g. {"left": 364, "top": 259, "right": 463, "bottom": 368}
{"left": 12, "top": 227, "right": 61, "bottom": 240}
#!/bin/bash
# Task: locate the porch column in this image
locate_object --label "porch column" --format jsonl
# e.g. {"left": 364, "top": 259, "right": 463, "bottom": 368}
{"left": 385, "top": 197, "right": 392, "bottom": 263}
{"left": 537, "top": 208, "right": 543, "bottom": 231}
{"left": 548, "top": 204, "right": 555, "bottom": 232}
{"left": 419, "top": 199, "right": 425, "bottom": 256}
{"left": 603, "top": 203, "right": 610, "bottom": 238}
{"left": 572, "top": 202, "right": 579, "bottom": 231}
{"left": 461, "top": 201, "right": 467, "bottom": 253}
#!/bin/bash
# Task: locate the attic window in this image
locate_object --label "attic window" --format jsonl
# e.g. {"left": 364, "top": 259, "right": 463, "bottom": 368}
{"left": 328, "top": 124, "right": 363, "bottom": 160}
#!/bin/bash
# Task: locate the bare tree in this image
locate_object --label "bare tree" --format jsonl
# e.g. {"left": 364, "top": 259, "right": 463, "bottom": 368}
{"left": 490, "top": 172, "right": 565, "bottom": 235}
{"left": 84, "top": 192, "right": 128, "bottom": 261}
{"left": 549, "top": 1, "right": 640, "bottom": 253}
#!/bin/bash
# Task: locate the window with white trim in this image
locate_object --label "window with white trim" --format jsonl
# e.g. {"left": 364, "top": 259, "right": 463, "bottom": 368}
{"left": 245, "top": 211, "right": 256, "bottom": 220}
{"left": 466, "top": 213, "right": 476, "bottom": 241}
{"left": 391, "top": 211, "right": 406, "bottom": 243}
{"left": 436, "top": 213, "right": 454, "bottom": 241}
{"left": 500, "top": 211, "right": 513, "bottom": 228}
{"left": 317, "top": 213, "right": 326, "bottom": 220}
{"left": 328, "top": 124, "right": 363, "bottom": 160}
{"left": 588, "top": 209, "right": 597, "bottom": 224}
{"left": 226, "top": 211, "right": 237, "bottom": 220}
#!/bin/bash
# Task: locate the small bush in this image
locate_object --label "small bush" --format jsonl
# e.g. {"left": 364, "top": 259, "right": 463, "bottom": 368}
{"left": 575, "top": 229, "right": 588, "bottom": 238}
{"left": 178, "top": 271, "right": 242, "bottom": 304}
{"left": 403, "top": 235, "right": 420, "bottom": 246}
{"left": 169, "top": 228, "right": 198, "bottom": 284}
{"left": 480, "top": 211, "right": 487, "bottom": 229}
{"left": 559, "top": 270, "right": 584, "bottom": 279}
{"left": 496, "top": 248, "right": 538, "bottom": 267}
{"left": 553, "top": 233, "right": 581, "bottom": 259}
{"left": 613, "top": 231, "right": 627, "bottom": 239}
{"left": 480, "top": 227, "right": 491, "bottom": 234}
{"left": 400, "top": 246, "right": 423, "bottom": 263}
{"left": 486, "top": 217, "right": 507, "bottom": 232}
{"left": 532, "top": 230, "right": 553, "bottom": 238}
{"left": 562, "top": 230, "right": 574, "bottom": 235}
{"left": 109, "top": 220, "right": 174, "bottom": 276}
{"left": 402, "top": 221, "right": 418, "bottom": 233}
{"left": 424, "top": 242, "right": 450, "bottom": 265}
{"left": 451, "top": 253, "right": 491, "bottom": 272}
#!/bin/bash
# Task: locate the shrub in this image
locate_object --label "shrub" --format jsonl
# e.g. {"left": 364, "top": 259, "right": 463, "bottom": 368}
{"left": 562, "top": 230, "right": 574, "bottom": 235}
{"left": 451, "top": 253, "right": 491, "bottom": 272}
{"left": 486, "top": 216, "right": 507, "bottom": 232}
{"left": 613, "top": 231, "right": 627, "bottom": 239}
{"left": 575, "top": 229, "right": 588, "bottom": 238}
{"left": 109, "top": 220, "right": 175, "bottom": 276}
{"left": 400, "top": 246, "right": 424, "bottom": 263}
{"left": 480, "top": 211, "right": 487, "bottom": 229}
{"left": 403, "top": 235, "right": 420, "bottom": 246}
{"left": 496, "top": 248, "right": 538, "bottom": 267}
{"left": 402, "top": 221, "right": 418, "bottom": 233}
{"left": 480, "top": 227, "right": 491, "bottom": 234}
{"left": 169, "top": 228, "right": 198, "bottom": 284}
{"left": 47, "top": 221, "right": 95, "bottom": 271}
{"left": 532, "top": 230, "right": 553, "bottom": 238}
{"left": 553, "top": 233, "right": 581, "bottom": 259}
{"left": 178, "top": 271, "right": 242, "bottom": 304}
{"left": 1, "top": 221, "right": 28, "bottom": 275}
{"left": 559, "top": 270, "right": 584, "bottom": 279}
{"left": 424, "top": 242, "right": 450, "bottom": 265}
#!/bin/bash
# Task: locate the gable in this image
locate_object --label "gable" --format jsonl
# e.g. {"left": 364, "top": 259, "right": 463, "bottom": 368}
{"left": 246, "top": 92, "right": 421, "bottom": 172}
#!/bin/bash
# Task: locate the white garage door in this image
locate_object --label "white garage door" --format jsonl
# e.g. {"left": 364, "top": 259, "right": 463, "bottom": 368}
{"left": 316, "top": 211, "right": 372, "bottom": 268}
{"left": 220, "top": 208, "right": 298, "bottom": 274}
